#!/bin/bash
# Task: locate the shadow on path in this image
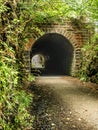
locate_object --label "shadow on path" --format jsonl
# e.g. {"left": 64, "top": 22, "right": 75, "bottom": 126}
{"left": 30, "top": 76, "right": 98, "bottom": 130}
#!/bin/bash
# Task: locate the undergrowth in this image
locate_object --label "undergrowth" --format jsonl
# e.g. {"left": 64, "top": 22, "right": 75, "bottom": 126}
{"left": 79, "top": 34, "right": 98, "bottom": 84}
{"left": 0, "top": 42, "right": 34, "bottom": 130}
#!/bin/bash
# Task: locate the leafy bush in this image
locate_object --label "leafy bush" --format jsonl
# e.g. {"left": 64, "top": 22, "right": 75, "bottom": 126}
{"left": 0, "top": 0, "right": 37, "bottom": 129}
{"left": 0, "top": 43, "right": 34, "bottom": 130}
{"left": 79, "top": 35, "right": 98, "bottom": 84}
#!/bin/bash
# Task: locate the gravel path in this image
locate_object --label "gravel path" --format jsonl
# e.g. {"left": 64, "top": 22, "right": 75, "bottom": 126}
{"left": 30, "top": 76, "right": 98, "bottom": 130}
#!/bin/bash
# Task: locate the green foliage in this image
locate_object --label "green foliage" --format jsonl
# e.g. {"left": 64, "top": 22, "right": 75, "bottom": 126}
{"left": 0, "top": 43, "right": 34, "bottom": 129}
{"left": 79, "top": 35, "right": 98, "bottom": 84}
{"left": 23, "top": 0, "right": 98, "bottom": 24}
{"left": 27, "top": 74, "right": 35, "bottom": 82}
{"left": 0, "top": 1, "right": 36, "bottom": 129}
{"left": 65, "top": 0, "right": 98, "bottom": 22}
{"left": 0, "top": 0, "right": 42, "bottom": 78}
{"left": 32, "top": 0, "right": 69, "bottom": 24}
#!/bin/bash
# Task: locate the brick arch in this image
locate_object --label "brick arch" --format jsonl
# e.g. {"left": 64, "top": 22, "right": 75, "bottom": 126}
{"left": 24, "top": 23, "right": 87, "bottom": 76}
{"left": 62, "top": 31, "right": 83, "bottom": 75}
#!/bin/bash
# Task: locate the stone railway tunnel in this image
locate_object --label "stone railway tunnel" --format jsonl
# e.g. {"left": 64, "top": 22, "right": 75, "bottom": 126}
{"left": 30, "top": 33, "right": 74, "bottom": 76}
{"left": 23, "top": 23, "right": 90, "bottom": 76}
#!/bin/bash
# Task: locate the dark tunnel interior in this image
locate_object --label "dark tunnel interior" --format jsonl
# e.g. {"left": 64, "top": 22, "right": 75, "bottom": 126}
{"left": 30, "top": 33, "right": 74, "bottom": 76}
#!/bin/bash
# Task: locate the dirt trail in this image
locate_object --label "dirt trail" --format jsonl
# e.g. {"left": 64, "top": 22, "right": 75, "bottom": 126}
{"left": 31, "top": 76, "right": 98, "bottom": 130}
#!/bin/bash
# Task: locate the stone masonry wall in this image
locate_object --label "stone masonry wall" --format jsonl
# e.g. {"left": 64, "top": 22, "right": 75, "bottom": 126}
{"left": 23, "top": 21, "right": 90, "bottom": 76}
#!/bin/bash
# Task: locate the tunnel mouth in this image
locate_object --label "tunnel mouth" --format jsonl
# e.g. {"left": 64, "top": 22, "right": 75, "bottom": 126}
{"left": 31, "top": 53, "right": 46, "bottom": 76}
{"left": 30, "top": 33, "right": 74, "bottom": 76}
{"left": 31, "top": 53, "right": 45, "bottom": 69}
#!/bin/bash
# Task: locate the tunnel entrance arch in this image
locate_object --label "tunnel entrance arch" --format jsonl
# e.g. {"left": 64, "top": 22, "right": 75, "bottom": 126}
{"left": 30, "top": 33, "right": 74, "bottom": 76}
{"left": 23, "top": 23, "right": 90, "bottom": 76}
